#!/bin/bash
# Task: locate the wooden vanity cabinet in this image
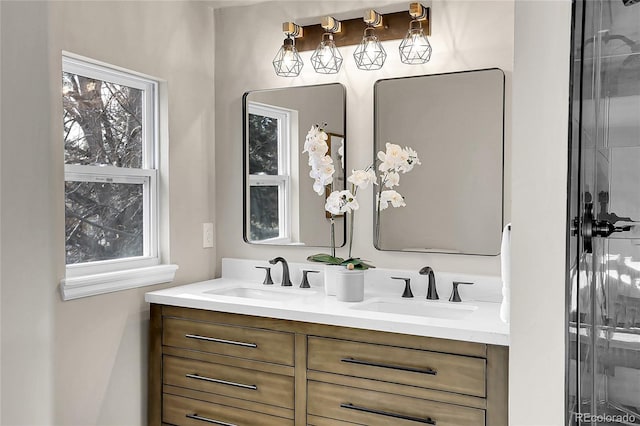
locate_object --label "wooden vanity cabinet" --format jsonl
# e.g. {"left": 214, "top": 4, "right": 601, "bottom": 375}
{"left": 149, "top": 304, "right": 508, "bottom": 426}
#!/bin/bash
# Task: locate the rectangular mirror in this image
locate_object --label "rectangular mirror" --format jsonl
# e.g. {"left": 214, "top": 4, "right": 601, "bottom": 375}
{"left": 243, "top": 83, "right": 346, "bottom": 247}
{"left": 374, "top": 69, "right": 505, "bottom": 255}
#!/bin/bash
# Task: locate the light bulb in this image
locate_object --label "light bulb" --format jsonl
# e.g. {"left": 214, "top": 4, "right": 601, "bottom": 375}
{"left": 282, "top": 48, "right": 296, "bottom": 68}
{"left": 365, "top": 40, "right": 382, "bottom": 56}
{"left": 412, "top": 33, "right": 428, "bottom": 48}
{"left": 320, "top": 46, "right": 333, "bottom": 64}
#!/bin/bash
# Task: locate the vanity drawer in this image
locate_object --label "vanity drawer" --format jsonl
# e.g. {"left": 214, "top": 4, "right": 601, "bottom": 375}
{"left": 163, "top": 356, "right": 294, "bottom": 409}
{"left": 163, "top": 393, "right": 293, "bottom": 426}
{"left": 307, "top": 381, "right": 485, "bottom": 426}
{"left": 307, "top": 414, "right": 364, "bottom": 425}
{"left": 163, "top": 317, "right": 294, "bottom": 365}
{"left": 307, "top": 337, "right": 486, "bottom": 397}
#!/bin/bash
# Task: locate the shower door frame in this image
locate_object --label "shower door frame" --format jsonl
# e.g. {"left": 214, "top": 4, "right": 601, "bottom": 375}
{"left": 566, "top": 0, "right": 640, "bottom": 424}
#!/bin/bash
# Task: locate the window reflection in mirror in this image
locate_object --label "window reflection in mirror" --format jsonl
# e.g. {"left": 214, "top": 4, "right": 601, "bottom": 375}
{"left": 374, "top": 69, "right": 505, "bottom": 255}
{"left": 243, "top": 83, "right": 346, "bottom": 247}
{"left": 247, "top": 103, "right": 292, "bottom": 243}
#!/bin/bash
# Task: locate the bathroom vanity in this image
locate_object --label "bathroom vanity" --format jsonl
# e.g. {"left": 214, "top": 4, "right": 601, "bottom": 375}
{"left": 147, "top": 259, "right": 509, "bottom": 426}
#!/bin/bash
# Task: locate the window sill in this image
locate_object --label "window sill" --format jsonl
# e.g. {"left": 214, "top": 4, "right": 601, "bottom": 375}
{"left": 60, "top": 264, "right": 179, "bottom": 301}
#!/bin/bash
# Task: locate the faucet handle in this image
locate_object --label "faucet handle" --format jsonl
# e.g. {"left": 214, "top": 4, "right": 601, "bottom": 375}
{"left": 255, "top": 266, "right": 274, "bottom": 285}
{"left": 449, "top": 281, "right": 474, "bottom": 302}
{"left": 300, "top": 270, "right": 320, "bottom": 288}
{"left": 391, "top": 277, "right": 414, "bottom": 298}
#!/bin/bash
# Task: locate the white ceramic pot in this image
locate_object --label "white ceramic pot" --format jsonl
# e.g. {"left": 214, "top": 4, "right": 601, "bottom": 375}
{"left": 323, "top": 264, "right": 344, "bottom": 296}
{"left": 335, "top": 269, "right": 365, "bottom": 302}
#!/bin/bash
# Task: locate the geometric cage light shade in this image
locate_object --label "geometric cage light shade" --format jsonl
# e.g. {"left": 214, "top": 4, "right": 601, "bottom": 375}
{"left": 311, "top": 32, "right": 343, "bottom": 74}
{"left": 353, "top": 26, "right": 387, "bottom": 71}
{"left": 399, "top": 19, "right": 432, "bottom": 64}
{"left": 309, "top": 16, "right": 343, "bottom": 74}
{"left": 273, "top": 35, "right": 304, "bottom": 77}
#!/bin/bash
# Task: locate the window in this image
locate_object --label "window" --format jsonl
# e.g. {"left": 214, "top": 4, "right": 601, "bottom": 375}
{"left": 60, "top": 54, "right": 176, "bottom": 300}
{"left": 247, "top": 102, "right": 295, "bottom": 244}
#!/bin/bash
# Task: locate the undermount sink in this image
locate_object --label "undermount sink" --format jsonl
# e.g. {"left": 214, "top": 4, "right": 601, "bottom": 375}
{"left": 350, "top": 298, "right": 477, "bottom": 320}
{"left": 203, "top": 285, "right": 315, "bottom": 302}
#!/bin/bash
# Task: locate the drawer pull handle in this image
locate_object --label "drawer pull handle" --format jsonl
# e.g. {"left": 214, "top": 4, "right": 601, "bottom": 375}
{"left": 186, "top": 413, "right": 238, "bottom": 426}
{"left": 340, "top": 403, "right": 436, "bottom": 425}
{"left": 185, "top": 333, "right": 258, "bottom": 348}
{"left": 186, "top": 373, "right": 258, "bottom": 390}
{"left": 340, "top": 357, "right": 437, "bottom": 375}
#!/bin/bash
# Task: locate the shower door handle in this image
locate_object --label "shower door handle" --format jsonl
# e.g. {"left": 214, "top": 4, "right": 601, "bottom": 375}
{"left": 575, "top": 202, "right": 633, "bottom": 253}
{"left": 592, "top": 220, "right": 632, "bottom": 238}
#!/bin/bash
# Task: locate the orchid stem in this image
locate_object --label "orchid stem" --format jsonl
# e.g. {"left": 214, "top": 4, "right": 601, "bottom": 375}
{"left": 375, "top": 184, "right": 383, "bottom": 247}
{"left": 330, "top": 215, "right": 336, "bottom": 258}
{"left": 348, "top": 210, "right": 355, "bottom": 259}
{"left": 348, "top": 183, "right": 357, "bottom": 259}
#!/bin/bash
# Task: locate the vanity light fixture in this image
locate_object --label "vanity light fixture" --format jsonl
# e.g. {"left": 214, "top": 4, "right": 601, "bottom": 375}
{"left": 273, "top": 22, "right": 304, "bottom": 77}
{"left": 353, "top": 9, "right": 387, "bottom": 71}
{"left": 310, "top": 16, "right": 343, "bottom": 74}
{"left": 279, "top": 4, "right": 433, "bottom": 74}
{"left": 399, "top": 3, "right": 432, "bottom": 64}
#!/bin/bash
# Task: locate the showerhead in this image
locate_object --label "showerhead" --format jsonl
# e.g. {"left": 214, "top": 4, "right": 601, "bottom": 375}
{"left": 622, "top": 0, "right": 640, "bottom": 6}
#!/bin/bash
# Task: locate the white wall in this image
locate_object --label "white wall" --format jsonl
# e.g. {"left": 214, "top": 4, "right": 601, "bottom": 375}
{"left": 510, "top": 1, "right": 572, "bottom": 425}
{"left": 0, "top": 1, "right": 216, "bottom": 424}
{"left": 214, "top": 0, "right": 514, "bottom": 276}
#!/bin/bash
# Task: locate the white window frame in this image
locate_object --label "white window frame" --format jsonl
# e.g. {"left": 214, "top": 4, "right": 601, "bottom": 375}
{"left": 247, "top": 102, "right": 293, "bottom": 244}
{"left": 60, "top": 54, "right": 177, "bottom": 300}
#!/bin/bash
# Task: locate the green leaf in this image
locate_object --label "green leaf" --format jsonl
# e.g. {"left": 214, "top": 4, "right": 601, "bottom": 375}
{"left": 341, "top": 258, "right": 376, "bottom": 270}
{"left": 307, "top": 253, "right": 345, "bottom": 265}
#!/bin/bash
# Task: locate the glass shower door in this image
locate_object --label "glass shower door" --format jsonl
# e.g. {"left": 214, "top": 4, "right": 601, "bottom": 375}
{"left": 568, "top": 0, "right": 640, "bottom": 424}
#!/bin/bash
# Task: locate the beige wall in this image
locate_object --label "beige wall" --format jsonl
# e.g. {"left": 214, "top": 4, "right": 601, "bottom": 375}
{"left": 1, "top": 2, "right": 55, "bottom": 423}
{"left": 0, "top": 1, "right": 216, "bottom": 424}
{"left": 510, "top": 1, "right": 571, "bottom": 424}
{"left": 215, "top": 0, "right": 514, "bottom": 275}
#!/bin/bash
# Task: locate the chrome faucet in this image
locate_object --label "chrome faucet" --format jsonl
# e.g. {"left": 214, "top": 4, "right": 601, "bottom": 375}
{"left": 419, "top": 266, "right": 438, "bottom": 300}
{"left": 269, "top": 257, "right": 292, "bottom": 286}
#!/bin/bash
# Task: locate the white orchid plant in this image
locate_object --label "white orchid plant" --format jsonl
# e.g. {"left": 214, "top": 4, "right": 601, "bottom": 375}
{"left": 374, "top": 142, "right": 421, "bottom": 245}
{"left": 303, "top": 124, "right": 420, "bottom": 270}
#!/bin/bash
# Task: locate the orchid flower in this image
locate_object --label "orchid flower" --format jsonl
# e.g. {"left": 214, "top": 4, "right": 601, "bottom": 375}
{"left": 377, "top": 190, "right": 406, "bottom": 210}
{"left": 347, "top": 169, "right": 377, "bottom": 189}
{"left": 325, "top": 190, "right": 359, "bottom": 215}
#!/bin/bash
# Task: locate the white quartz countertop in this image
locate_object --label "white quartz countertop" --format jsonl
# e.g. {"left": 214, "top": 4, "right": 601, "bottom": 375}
{"left": 145, "top": 258, "right": 510, "bottom": 346}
